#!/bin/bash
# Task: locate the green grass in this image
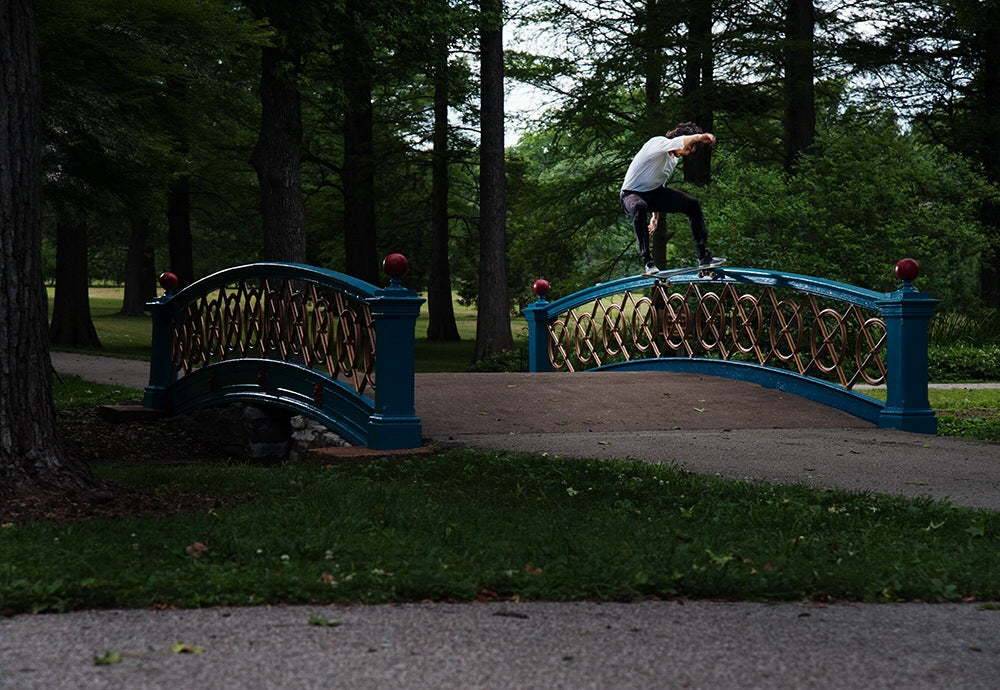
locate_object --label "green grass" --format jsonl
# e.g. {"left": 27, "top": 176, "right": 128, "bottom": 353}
{"left": 863, "top": 388, "right": 1000, "bottom": 442}
{"left": 2, "top": 454, "right": 998, "bottom": 614}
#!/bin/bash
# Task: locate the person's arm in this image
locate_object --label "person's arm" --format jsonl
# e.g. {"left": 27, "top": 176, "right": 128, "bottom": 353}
{"left": 691, "top": 133, "right": 716, "bottom": 147}
{"left": 648, "top": 212, "right": 659, "bottom": 235}
{"left": 678, "top": 133, "right": 716, "bottom": 153}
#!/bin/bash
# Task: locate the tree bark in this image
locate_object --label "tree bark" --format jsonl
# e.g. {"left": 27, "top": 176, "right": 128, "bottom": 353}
{"left": 167, "top": 176, "right": 195, "bottom": 287}
{"left": 474, "top": 0, "right": 515, "bottom": 361}
{"left": 979, "top": 5, "right": 1000, "bottom": 308}
{"left": 783, "top": 0, "right": 816, "bottom": 174}
{"left": 427, "top": 26, "right": 461, "bottom": 341}
{"left": 342, "top": 1, "right": 379, "bottom": 285}
{"left": 120, "top": 209, "right": 154, "bottom": 316}
{"left": 49, "top": 218, "right": 102, "bottom": 348}
{"left": 251, "top": 41, "right": 307, "bottom": 264}
{"left": 682, "top": 0, "right": 714, "bottom": 186}
{"left": 1, "top": 0, "right": 94, "bottom": 497}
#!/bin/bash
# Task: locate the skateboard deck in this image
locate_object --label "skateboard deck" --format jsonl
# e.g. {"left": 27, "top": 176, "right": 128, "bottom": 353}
{"left": 645, "top": 259, "right": 726, "bottom": 280}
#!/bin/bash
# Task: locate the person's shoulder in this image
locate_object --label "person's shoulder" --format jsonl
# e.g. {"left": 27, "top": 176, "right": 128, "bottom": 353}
{"left": 641, "top": 136, "right": 672, "bottom": 152}
{"left": 645, "top": 135, "right": 684, "bottom": 152}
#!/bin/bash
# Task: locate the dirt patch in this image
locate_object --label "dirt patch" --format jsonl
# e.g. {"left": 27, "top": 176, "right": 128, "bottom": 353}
{"left": 0, "top": 409, "right": 241, "bottom": 526}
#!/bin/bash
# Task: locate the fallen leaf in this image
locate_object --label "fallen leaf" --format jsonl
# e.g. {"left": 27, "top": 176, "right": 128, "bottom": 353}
{"left": 94, "top": 651, "right": 121, "bottom": 666}
{"left": 308, "top": 616, "right": 343, "bottom": 627}
{"left": 171, "top": 642, "right": 204, "bottom": 655}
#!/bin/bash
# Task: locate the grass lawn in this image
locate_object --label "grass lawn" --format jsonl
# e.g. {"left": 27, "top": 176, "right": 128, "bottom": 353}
{"left": 2, "top": 453, "right": 998, "bottom": 614}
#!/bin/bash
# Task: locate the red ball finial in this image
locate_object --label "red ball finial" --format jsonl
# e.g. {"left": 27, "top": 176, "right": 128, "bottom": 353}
{"left": 894, "top": 258, "right": 920, "bottom": 282}
{"left": 159, "top": 272, "right": 179, "bottom": 291}
{"left": 533, "top": 279, "right": 550, "bottom": 297}
{"left": 383, "top": 253, "right": 409, "bottom": 279}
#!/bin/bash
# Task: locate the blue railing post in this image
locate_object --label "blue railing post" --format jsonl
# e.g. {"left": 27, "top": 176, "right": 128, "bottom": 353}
{"left": 523, "top": 279, "right": 553, "bottom": 373}
{"left": 143, "top": 272, "right": 179, "bottom": 410}
{"left": 876, "top": 259, "right": 939, "bottom": 434}
{"left": 367, "top": 254, "right": 426, "bottom": 449}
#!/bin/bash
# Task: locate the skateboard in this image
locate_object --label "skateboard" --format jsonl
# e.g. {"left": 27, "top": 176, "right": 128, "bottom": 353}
{"left": 645, "top": 259, "right": 726, "bottom": 280}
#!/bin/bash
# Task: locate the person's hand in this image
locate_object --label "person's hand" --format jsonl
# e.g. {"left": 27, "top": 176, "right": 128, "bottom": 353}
{"left": 702, "top": 133, "right": 716, "bottom": 147}
{"left": 647, "top": 214, "right": 658, "bottom": 235}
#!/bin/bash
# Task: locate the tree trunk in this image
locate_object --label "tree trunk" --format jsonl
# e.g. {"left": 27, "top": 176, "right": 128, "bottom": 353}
{"left": 682, "top": 0, "right": 714, "bottom": 186}
{"left": 1, "top": 0, "right": 94, "bottom": 497}
{"left": 783, "top": 0, "right": 815, "bottom": 174}
{"left": 641, "top": 0, "right": 666, "bottom": 132}
{"left": 167, "top": 176, "right": 195, "bottom": 287}
{"left": 643, "top": 0, "right": 669, "bottom": 269}
{"left": 251, "top": 42, "right": 307, "bottom": 264}
{"left": 49, "top": 218, "right": 102, "bottom": 348}
{"left": 979, "top": 7, "right": 1000, "bottom": 309}
{"left": 474, "top": 0, "right": 515, "bottom": 361}
{"left": 427, "top": 27, "right": 461, "bottom": 341}
{"left": 120, "top": 209, "right": 154, "bottom": 316}
{"left": 342, "top": 2, "right": 379, "bottom": 285}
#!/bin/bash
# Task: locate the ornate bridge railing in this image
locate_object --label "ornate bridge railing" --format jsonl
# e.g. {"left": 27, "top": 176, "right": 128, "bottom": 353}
{"left": 523, "top": 261, "right": 938, "bottom": 433}
{"left": 143, "top": 258, "right": 424, "bottom": 449}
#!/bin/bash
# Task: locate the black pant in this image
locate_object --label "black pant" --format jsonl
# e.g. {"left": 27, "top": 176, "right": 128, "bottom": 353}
{"left": 620, "top": 187, "right": 708, "bottom": 260}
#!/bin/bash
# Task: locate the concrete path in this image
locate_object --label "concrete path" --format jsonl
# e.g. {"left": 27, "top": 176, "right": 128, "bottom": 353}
{"left": 26, "top": 351, "right": 999, "bottom": 689}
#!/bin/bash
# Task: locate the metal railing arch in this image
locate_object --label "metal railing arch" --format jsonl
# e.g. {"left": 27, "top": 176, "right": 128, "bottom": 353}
{"left": 143, "top": 261, "right": 424, "bottom": 449}
{"left": 524, "top": 265, "right": 938, "bottom": 433}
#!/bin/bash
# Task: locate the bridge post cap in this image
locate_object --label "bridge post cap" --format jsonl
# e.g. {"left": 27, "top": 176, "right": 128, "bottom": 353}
{"left": 158, "top": 272, "right": 179, "bottom": 293}
{"left": 532, "top": 278, "right": 550, "bottom": 298}
{"left": 894, "top": 258, "right": 920, "bottom": 283}
{"left": 383, "top": 253, "right": 409, "bottom": 281}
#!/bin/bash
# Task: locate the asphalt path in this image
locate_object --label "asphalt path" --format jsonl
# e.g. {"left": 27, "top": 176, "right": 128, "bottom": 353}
{"left": 19, "top": 351, "right": 998, "bottom": 689}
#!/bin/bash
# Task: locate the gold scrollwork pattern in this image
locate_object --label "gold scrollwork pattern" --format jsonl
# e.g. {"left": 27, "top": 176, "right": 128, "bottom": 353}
{"left": 545, "top": 282, "right": 886, "bottom": 389}
{"left": 171, "top": 277, "right": 376, "bottom": 394}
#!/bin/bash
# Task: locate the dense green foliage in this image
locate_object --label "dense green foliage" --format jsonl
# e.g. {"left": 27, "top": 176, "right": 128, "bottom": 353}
{"left": 2, "top": 454, "right": 998, "bottom": 613}
{"left": 31, "top": 1, "right": 1000, "bottom": 322}
{"left": 928, "top": 346, "right": 1000, "bottom": 383}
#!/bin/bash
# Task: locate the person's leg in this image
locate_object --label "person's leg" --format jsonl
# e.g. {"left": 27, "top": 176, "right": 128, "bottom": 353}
{"left": 621, "top": 192, "right": 654, "bottom": 265}
{"left": 648, "top": 187, "right": 709, "bottom": 258}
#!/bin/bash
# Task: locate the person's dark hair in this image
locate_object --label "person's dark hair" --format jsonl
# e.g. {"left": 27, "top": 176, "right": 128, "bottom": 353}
{"left": 666, "top": 121, "right": 713, "bottom": 153}
{"left": 666, "top": 122, "right": 702, "bottom": 138}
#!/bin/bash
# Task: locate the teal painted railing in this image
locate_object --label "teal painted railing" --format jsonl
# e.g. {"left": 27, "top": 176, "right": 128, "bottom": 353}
{"left": 144, "top": 258, "right": 424, "bottom": 449}
{"left": 523, "top": 261, "right": 938, "bottom": 433}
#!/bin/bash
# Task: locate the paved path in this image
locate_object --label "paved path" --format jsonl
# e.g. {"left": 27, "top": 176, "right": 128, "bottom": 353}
{"left": 27, "top": 351, "right": 1000, "bottom": 689}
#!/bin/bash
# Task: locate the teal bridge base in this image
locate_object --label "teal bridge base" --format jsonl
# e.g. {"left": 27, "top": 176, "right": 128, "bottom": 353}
{"left": 523, "top": 265, "right": 939, "bottom": 434}
{"left": 143, "top": 261, "right": 425, "bottom": 450}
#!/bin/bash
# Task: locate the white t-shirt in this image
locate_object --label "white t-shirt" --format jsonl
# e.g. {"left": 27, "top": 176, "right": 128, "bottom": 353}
{"left": 620, "top": 135, "right": 687, "bottom": 192}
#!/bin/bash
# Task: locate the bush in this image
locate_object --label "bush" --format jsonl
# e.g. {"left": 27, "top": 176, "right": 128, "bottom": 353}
{"left": 467, "top": 348, "right": 528, "bottom": 372}
{"left": 928, "top": 345, "right": 1000, "bottom": 382}
{"left": 928, "top": 309, "right": 1000, "bottom": 348}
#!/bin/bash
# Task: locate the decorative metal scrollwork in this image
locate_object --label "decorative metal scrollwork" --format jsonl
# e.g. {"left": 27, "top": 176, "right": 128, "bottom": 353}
{"left": 171, "top": 276, "right": 376, "bottom": 394}
{"left": 545, "top": 281, "right": 887, "bottom": 389}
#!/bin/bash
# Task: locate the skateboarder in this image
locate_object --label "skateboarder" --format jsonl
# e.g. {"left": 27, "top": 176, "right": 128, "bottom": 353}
{"left": 620, "top": 122, "right": 724, "bottom": 274}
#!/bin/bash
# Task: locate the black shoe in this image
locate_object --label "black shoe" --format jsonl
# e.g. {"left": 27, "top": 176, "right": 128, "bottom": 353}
{"left": 698, "top": 252, "right": 725, "bottom": 268}
{"left": 644, "top": 260, "right": 660, "bottom": 275}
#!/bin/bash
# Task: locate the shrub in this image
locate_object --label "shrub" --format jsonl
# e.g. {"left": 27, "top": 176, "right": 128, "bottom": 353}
{"left": 928, "top": 345, "right": 1000, "bottom": 382}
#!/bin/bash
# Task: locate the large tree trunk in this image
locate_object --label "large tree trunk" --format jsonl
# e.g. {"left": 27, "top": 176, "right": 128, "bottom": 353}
{"left": 1, "top": 0, "right": 94, "bottom": 497}
{"left": 251, "top": 42, "right": 307, "bottom": 263}
{"left": 120, "top": 209, "right": 154, "bottom": 316}
{"left": 427, "top": 26, "right": 461, "bottom": 342}
{"left": 473, "top": 0, "right": 515, "bottom": 361}
{"left": 49, "top": 218, "right": 102, "bottom": 348}
{"left": 643, "top": 0, "right": 670, "bottom": 269}
{"left": 167, "top": 176, "right": 195, "bottom": 287}
{"left": 783, "top": 0, "right": 815, "bottom": 174}
{"left": 342, "top": 1, "right": 379, "bottom": 285}
{"left": 682, "top": 0, "right": 714, "bottom": 186}
{"left": 979, "top": 7, "right": 1000, "bottom": 309}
